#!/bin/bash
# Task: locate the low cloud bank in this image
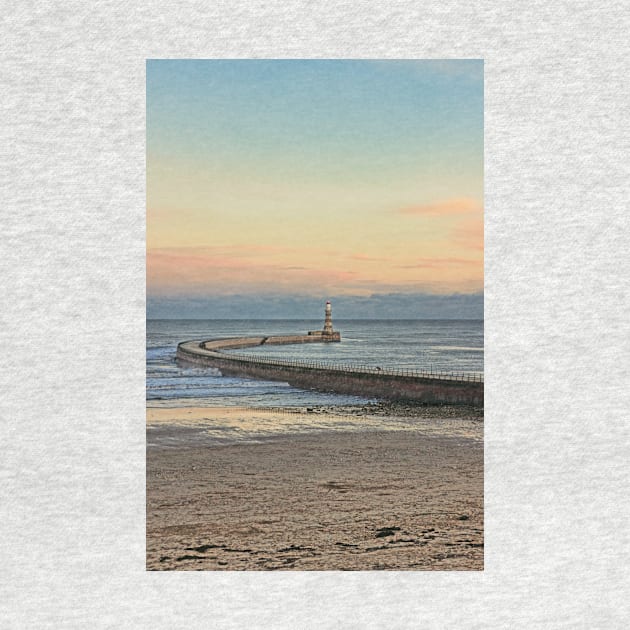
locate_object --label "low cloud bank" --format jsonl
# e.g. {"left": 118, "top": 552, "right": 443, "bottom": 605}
{"left": 147, "top": 292, "right": 483, "bottom": 320}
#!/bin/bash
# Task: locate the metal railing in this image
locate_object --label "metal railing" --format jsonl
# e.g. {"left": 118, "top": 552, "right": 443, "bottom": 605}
{"left": 199, "top": 345, "right": 483, "bottom": 383}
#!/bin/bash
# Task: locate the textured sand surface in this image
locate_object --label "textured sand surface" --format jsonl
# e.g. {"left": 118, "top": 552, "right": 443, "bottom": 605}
{"left": 147, "top": 411, "right": 483, "bottom": 571}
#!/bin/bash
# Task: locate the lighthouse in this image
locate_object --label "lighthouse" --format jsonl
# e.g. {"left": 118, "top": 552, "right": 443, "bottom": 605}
{"left": 323, "top": 301, "right": 333, "bottom": 335}
{"left": 307, "top": 301, "right": 341, "bottom": 341}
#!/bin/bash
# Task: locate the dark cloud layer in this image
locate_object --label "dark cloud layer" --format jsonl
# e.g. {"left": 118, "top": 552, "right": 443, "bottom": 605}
{"left": 147, "top": 292, "right": 483, "bottom": 320}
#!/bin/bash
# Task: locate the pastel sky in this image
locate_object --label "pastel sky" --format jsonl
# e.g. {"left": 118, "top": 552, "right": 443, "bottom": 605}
{"left": 147, "top": 60, "right": 483, "bottom": 302}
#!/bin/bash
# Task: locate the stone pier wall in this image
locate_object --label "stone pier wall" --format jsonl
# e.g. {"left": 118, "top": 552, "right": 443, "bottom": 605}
{"left": 176, "top": 336, "right": 483, "bottom": 406}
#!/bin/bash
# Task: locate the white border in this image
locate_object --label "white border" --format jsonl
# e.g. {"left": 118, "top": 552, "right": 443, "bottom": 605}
{"left": 2, "top": 2, "right": 629, "bottom": 627}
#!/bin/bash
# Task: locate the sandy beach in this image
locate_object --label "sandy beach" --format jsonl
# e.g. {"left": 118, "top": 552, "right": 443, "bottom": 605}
{"left": 147, "top": 405, "right": 483, "bottom": 570}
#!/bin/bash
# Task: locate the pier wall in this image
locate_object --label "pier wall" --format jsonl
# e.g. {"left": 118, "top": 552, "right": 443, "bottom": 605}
{"left": 176, "top": 336, "right": 483, "bottom": 406}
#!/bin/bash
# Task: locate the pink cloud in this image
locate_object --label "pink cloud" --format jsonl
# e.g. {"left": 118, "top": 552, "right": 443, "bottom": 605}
{"left": 451, "top": 218, "right": 484, "bottom": 251}
{"left": 150, "top": 244, "right": 296, "bottom": 259}
{"left": 396, "top": 257, "right": 481, "bottom": 269}
{"left": 147, "top": 243, "right": 483, "bottom": 297}
{"left": 398, "top": 198, "right": 482, "bottom": 217}
{"left": 350, "top": 253, "right": 391, "bottom": 262}
{"left": 147, "top": 248, "right": 360, "bottom": 294}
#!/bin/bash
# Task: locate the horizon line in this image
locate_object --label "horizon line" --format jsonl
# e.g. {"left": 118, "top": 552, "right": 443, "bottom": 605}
{"left": 146, "top": 317, "right": 484, "bottom": 321}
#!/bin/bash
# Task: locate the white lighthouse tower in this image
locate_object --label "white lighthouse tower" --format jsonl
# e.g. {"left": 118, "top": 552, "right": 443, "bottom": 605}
{"left": 307, "top": 301, "right": 341, "bottom": 341}
{"left": 323, "top": 300, "right": 333, "bottom": 335}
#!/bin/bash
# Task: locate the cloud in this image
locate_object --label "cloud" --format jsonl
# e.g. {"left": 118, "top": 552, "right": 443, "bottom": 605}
{"left": 398, "top": 198, "right": 481, "bottom": 217}
{"left": 150, "top": 244, "right": 296, "bottom": 259}
{"left": 148, "top": 240, "right": 483, "bottom": 297}
{"left": 349, "top": 253, "right": 391, "bottom": 262}
{"left": 451, "top": 218, "right": 484, "bottom": 251}
{"left": 396, "top": 257, "right": 480, "bottom": 269}
{"left": 147, "top": 291, "right": 484, "bottom": 320}
{"left": 147, "top": 247, "right": 363, "bottom": 296}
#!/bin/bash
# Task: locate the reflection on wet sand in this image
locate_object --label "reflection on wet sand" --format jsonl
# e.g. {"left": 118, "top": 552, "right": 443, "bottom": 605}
{"left": 146, "top": 405, "right": 483, "bottom": 448}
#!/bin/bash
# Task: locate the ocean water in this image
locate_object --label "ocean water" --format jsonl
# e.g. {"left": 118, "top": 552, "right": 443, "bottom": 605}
{"left": 146, "top": 319, "right": 484, "bottom": 408}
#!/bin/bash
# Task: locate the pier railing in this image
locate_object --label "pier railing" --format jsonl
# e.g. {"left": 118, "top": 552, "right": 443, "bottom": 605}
{"left": 210, "top": 346, "right": 483, "bottom": 383}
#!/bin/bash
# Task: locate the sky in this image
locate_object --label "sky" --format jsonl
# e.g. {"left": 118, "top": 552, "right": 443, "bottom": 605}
{"left": 147, "top": 60, "right": 483, "bottom": 318}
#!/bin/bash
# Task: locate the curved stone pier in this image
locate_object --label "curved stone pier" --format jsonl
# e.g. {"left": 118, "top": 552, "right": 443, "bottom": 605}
{"left": 176, "top": 334, "right": 483, "bottom": 406}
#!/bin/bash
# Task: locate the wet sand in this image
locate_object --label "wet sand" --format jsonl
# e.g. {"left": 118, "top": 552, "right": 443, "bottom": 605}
{"left": 147, "top": 406, "right": 483, "bottom": 571}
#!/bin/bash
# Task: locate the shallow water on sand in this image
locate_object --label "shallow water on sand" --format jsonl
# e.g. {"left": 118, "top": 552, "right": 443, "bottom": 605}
{"left": 146, "top": 406, "right": 483, "bottom": 449}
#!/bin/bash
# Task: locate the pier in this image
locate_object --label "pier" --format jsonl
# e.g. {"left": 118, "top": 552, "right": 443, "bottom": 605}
{"left": 176, "top": 334, "right": 483, "bottom": 406}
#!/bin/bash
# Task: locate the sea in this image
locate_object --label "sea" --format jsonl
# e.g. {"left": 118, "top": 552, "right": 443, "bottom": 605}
{"left": 147, "top": 319, "right": 484, "bottom": 409}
